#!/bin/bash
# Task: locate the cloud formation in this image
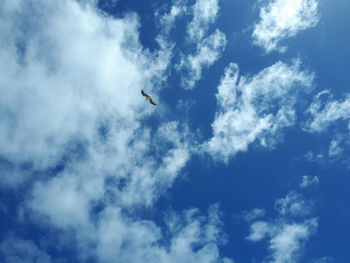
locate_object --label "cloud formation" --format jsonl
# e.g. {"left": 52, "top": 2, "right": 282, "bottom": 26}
{"left": 299, "top": 175, "right": 319, "bottom": 188}
{"left": 0, "top": 0, "right": 231, "bottom": 262}
{"left": 179, "top": 29, "right": 226, "bottom": 89}
{"left": 304, "top": 91, "right": 350, "bottom": 133}
{"left": 252, "top": 0, "right": 320, "bottom": 53}
{"left": 0, "top": 0, "right": 166, "bottom": 172}
{"left": 301, "top": 91, "right": 350, "bottom": 167}
{"left": 158, "top": 0, "right": 188, "bottom": 36}
{"left": 177, "top": 0, "right": 226, "bottom": 89}
{"left": 207, "top": 60, "right": 314, "bottom": 161}
{"left": 242, "top": 208, "right": 266, "bottom": 222}
{"left": 275, "top": 191, "right": 313, "bottom": 217}
{"left": 247, "top": 191, "right": 317, "bottom": 263}
{"left": 187, "top": 0, "right": 220, "bottom": 41}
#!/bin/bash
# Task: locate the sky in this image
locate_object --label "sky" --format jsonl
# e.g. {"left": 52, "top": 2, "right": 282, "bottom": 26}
{"left": 0, "top": 0, "right": 349, "bottom": 262}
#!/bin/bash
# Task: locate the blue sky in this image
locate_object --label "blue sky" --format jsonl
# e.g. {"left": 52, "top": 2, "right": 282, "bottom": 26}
{"left": 0, "top": 0, "right": 349, "bottom": 262}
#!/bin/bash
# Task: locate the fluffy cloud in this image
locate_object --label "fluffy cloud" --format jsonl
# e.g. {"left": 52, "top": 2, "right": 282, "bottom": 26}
{"left": 267, "top": 220, "right": 317, "bottom": 263}
{"left": 247, "top": 191, "right": 317, "bottom": 263}
{"left": 27, "top": 203, "right": 233, "bottom": 263}
{"left": 252, "top": 0, "right": 320, "bottom": 53}
{"left": 207, "top": 60, "right": 314, "bottom": 161}
{"left": 247, "top": 221, "right": 271, "bottom": 241}
{"left": 99, "top": 205, "right": 233, "bottom": 263}
{"left": 0, "top": 0, "right": 165, "bottom": 173}
{"left": 0, "top": 0, "right": 231, "bottom": 262}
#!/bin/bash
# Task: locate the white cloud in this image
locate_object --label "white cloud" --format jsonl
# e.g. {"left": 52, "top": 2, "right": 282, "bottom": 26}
{"left": 302, "top": 91, "right": 350, "bottom": 167}
{"left": 302, "top": 151, "right": 325, "bottom": 163}
{"left": 207, "top": 60, "right": 314, "bottom": 162}
{"left": 248, "top": 219, "right": 317, "bottom": 263}
{"left": 242, "top": 208, "right": 266, "bottom": 222}
{"left": 247, "top": 221, "right": 271, "bottom": 241}
{"left": 175, "top": 0, "right": 226, "bottom": 89}
{"left": 304, "top": 91, "right": 350, "bottom": 132}
{"left": 275, "top": 191, "right": 313, "bottom": 217}
{"left": 155, "top": 0, "right": 188, "bottom": 60}
{"left": 328, "top": 135, "right": 344, "bottom": 157}
{"left": 252, "top": 0, "right": 320, "bottom": 53}
{"left": 299, "top": 175, "right": 319, "bottom": 188}
{"left": 268, "top": 219, "right": 317, "bottom": 263}
{"left": 179, "top": 29, "right": 226, "bottom": 89}
{"left": 0, "top": 0, "right": 232, "bottom": 262}
{"left": 0, "top": 0, "right": 158, "bottom": 172}
{"left": 247, "top": 191, "right": 317, "bottom": 263}
{"left": 28, "top": 203, "right": 233, "bottom": 263}
{"left": 299, "top": 144, "right": 350, "bottom": 168}
{"left": 187, "top": 0, "right": 220, "bottom": 41}
{"left": 158, "top": 0, "right": 188, "bottom": 36}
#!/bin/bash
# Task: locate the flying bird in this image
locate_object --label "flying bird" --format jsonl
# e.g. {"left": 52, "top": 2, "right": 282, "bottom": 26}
{"left": 141, "top": 90, "right": 157, "bottom": 105}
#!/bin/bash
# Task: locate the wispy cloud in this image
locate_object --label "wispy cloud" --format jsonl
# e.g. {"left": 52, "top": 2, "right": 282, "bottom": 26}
{"left": 0, "top": 1, "right": 231, "bottom": 262}
{"left": 275, "top": 191, "right": 313, "bottom": 217}
{"left": 93, "top": 205, "right": 233, "bottom": 263}
{"left": 247, "top": 191, "right": 317, "bottom": 263}
{"left": 304, "top": 91, "right": 350, "bottom": 133}
{"left": 187, "top": 0, "right": 220, "bottom": 41}
{"left": 299, "top": 175, "right": 319, "bottom": 188}
{"left": 300, "top": 90, "right": 350, "bottom": 168}
{"left": 242, "top": 208, "right": 266, "bottom": 222}
{"left": 176, "top": 0, "right": 226, "bottom": 89}
{"left": 178, "top": 29, "right": 226, "bottom": 89}
{"left": 206, "top": 60, "right": 314, "bottom": 162}
{"left": 0, "top": 235, "right": 52, "bottom": 263}
{"left": 267, "top": 219, "right": 317, "bottom": 263}
{"left": 157, "top": 0, "right": 188, "bottom": 36}
{"left": 252, "top": 0, "right": 320, "bottom": 53}
{"left": 328, "top": 134, "right": 345, "bottom": 157}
